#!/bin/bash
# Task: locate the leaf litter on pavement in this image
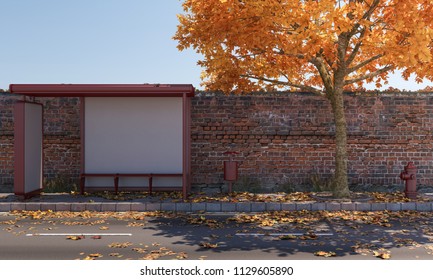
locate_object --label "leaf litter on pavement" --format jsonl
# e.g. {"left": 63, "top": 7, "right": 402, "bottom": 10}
{"left": 5, "top": 208, "right": 433, "bottom": 259}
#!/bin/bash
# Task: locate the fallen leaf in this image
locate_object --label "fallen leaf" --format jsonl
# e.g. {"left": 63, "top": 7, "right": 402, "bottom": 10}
{"left": 66, "top": 235, "right": 84, "bottom": 240}
{"left": 99, "top": 226, "right": 109, "bottom": 230}
{"left": 127, "top": 222, "right": 145, "bottom": 227}
{"left": 91, "top": 235, "right": 102, "bottom": 239}
{"left": 108, "top": 242, "right": 133, "bottom": 248}
{"left": 199, "top": 242, "right": 218, "bottom": 249}
{"left": 373, "top": 251, "right": 391, "bottom": 259}
{"left": 314, "top": 251, "right": 336, "bottom": 257}
{"left": 177, "top": 252, "right": 188, "bottom": 259}
{"left": 300, "top": 233, "right": 317, "bottom": 240}
{"left": 279, "top": 235, "right": 297, "bottom": 240}
{"left": 132, "top": 247, "right": 147, "bottom": 254}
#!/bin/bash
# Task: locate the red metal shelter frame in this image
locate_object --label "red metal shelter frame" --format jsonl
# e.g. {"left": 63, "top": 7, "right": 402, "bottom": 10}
{"left": 9, "top": 84, "right": 195, "bottom": 198}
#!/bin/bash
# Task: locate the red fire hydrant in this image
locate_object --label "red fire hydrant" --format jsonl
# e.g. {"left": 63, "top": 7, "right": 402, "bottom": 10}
{"left": 400, "top": 162, "right": 417, "bottom": 199}
{"left": 223, "top": 151, "right": 239, "bottom": 193}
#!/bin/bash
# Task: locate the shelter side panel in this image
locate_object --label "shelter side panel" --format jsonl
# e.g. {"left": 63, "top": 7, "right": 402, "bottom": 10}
{"left": 14, "top": 102, "right": 43, "bottom": 195}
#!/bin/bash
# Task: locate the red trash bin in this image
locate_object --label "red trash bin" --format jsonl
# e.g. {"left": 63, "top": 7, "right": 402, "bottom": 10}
{"left": 223, "top": 151, "right": 239, "bottom": 193}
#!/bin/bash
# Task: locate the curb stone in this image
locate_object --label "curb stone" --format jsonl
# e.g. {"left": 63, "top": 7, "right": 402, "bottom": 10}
{"left": 0, "top": 203, "right": 11, "bottom": 212}
{"left": 251, "top": 202, "right": 266, "bottom": 212}
{"left": 326, "top": 203, "right": 341, "bottom": 211}
{"left": 340, "top": 203, "right": 356, "bottom": 211}
{"left": 236, "top": 202, "right": 251, "bottom": 212}
{"left": 281, "top": 203, "right": 296, "bottom": 211}
{"left": 221, "top": 202, "right": 236, "bottom": 212}
{"left": 311, "top": 203, "right": 326, "bottom": 211}
{"left": 266, "top": 202, "right": 282, "bottom": 211}
{"left": 206, "top": 203, "right": 222, "bottom": 212}
{"left": 55, "top": 203, "right": 72, "bottom": 211}
{"left": 401, "top": 202, "right": 416, "bottom": 211}
{"left": 116, "top": 203, "right": 132, "bottom": 212}
{"left": 101, "top": 203, "right": 117, "bottom": 212}
{"left": 386, "top": 203, "right": 402, "bottom": 211}
{"left": 131, "top": 203, "right": 146, "bottom": 212}
{"left": 41, "top": 203, "right": 56, "bottom": 211}
{"left": 1, "top": 201, "right": 433, "bottom": 212}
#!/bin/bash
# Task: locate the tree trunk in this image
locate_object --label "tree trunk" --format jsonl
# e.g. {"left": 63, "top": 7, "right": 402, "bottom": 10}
{"left": 329, "top": 88, "right": 350, "bottom": 198}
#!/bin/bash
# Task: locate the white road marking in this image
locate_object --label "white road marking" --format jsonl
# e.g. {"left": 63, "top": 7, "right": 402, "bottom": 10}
{"left": 26, "top": 233, "right": 132, "bottom": 237}
{"left": 235, "top": 232, "right": 333, "bottom": 237}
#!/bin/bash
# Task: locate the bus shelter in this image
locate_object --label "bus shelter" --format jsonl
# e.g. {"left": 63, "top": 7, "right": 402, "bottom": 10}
{"left": 9, "top": 84, "right": 194, "bottom": 198}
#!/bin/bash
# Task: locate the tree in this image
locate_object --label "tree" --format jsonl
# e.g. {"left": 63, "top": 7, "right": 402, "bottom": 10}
{"left": 174, "top": 0, "right": 433, "bottom": 198}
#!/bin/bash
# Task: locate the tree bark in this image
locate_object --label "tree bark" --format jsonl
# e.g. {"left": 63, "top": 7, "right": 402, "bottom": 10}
{"left": 329, "top": 87, "right": 350, "bottom": 198}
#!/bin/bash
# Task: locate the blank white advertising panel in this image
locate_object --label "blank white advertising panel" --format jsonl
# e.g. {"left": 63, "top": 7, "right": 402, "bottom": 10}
{"left": 84, "top": 97, "right": 183, "bottom": 188}
{"left": 14, "top": 102, "right": 43, "bottom": 196}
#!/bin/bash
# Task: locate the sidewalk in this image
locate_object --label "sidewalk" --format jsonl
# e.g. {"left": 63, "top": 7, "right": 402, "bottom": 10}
{"left": 1, "top": 192, "right": 433, "bottom": 212}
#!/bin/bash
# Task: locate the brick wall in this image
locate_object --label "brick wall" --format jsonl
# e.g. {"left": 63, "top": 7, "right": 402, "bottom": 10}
{"left": 1, "top": 92, "right": 433, "bottom": 191}
{"left": 191, "top": 93, "right": 433, "bottom": 191}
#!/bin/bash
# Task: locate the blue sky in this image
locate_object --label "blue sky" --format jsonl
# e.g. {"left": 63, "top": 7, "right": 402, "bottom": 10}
{"left": 0, "top": 0, "right": 432, "bottom": 91}
{"left": 0, "top": 0, "right": 202, "bottom": 90}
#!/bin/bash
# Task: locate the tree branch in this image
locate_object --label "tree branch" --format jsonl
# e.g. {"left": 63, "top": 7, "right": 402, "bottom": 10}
{"left": 347, "top": 53, "right": 384, "bottom": 73}
{"left": 348, "top": 0, "right": 380, "bottom": 38}
{"left": 346, "top": 28, "right": 366, "bottom": 66}
{"left": 241, "top": 74, "right": 323, "bottom": 95}
{"left": 344, "top": 65, "right": 394, "bottom": 85}
{"left": 310, "top": 56, "right": 334, "bottom": 96}
{"left": 275, "top": 49, "right": 305, "bottom": 59}
{"left": 346, "top": 0, "right": 380, "bottom": 65}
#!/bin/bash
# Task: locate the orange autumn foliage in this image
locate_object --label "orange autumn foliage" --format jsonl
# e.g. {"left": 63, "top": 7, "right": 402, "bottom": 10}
{"left": 175, "top": 0, "right": 433, "bottom": 94}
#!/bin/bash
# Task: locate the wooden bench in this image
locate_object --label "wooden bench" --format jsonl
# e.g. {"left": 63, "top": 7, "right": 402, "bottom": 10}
{"left": 80, "top": 173, "right": 183, "bottom": 194}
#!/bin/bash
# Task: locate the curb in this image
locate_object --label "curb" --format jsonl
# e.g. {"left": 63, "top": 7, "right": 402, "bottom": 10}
{"left": 1, "top": 201, "right": 433, "bottom": 212}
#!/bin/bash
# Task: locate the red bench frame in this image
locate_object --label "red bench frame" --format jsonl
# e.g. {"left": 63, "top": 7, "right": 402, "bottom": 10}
{"left": 80, "top": 173, "right": 183, "bottom": 194}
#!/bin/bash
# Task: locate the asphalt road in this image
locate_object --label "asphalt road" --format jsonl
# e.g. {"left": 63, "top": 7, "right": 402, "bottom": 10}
{"left": 1, "top": 211, "right": 433, "bottom": 260}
